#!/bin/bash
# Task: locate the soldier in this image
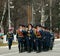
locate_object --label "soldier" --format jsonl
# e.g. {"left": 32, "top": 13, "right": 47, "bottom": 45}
{"left": 41, "top": 26, "right": 46, "bottom": 51}
{"left": 44, "top": 27, "right": 52, "bottom": 51}
{"left": 35, "top": 25, "right": 42, "bottom": 53}
{"left": 49, "top": 31, "right": 54, "bottom": 50}
{"left": 7, "top": 28, "right": 14, "bottom": 50}
{"left": 32, "top": 26, "right": 37, "bottom": 51}
{"left": 26, "top": 24, "right": 34, "bottom": 52}
{"left": 16, "top": 25, "right": 24, "bottom": 53}
{"left": 22, "top": 25, "right": 27, "bottom": 51}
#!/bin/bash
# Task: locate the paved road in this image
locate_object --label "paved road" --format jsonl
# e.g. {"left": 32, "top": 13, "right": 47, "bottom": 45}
{"left": 0, "top": 41, "right": 60, "bottom": 56}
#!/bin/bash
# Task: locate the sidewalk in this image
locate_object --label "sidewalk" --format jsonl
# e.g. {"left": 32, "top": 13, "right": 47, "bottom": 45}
{"left": 55, "top": 38, "right": 60, "bottom": 41}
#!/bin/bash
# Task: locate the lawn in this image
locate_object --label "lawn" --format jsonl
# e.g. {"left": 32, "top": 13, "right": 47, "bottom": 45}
{"left": 0, "top": 42, "right": 18, "bottom": 46}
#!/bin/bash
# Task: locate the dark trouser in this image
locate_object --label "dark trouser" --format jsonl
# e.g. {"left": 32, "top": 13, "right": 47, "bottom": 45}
{"left": 26, "top": 37, "right": 32, "bottom": 52}
{"left": 33, "top": 40, "right": 36, "bottom": 51}
{"left": 36, "top": 38, "right": 42, "bottom": 52}
{"left": 47, "top": 40, "right": 50, "bottom": 50}
{"left": 18, "top": 37, "right": 24, "bottom": 52}
{"left": 23, "top": 37, "right": 27, "bottom": 51}
{"left": 42, "top": 40, "right": 46, "bottom": 50}
{"left": 49, "top": 40, "right": 54, "bottom": 50}
{"left": 43, "top": 39, "right": 50, "bottom": 51}
{"left": 8, "top": 38, "right": 13, "bottom": 50}
{"left": 31, "top": 38, "right": 34, "bottom": 51}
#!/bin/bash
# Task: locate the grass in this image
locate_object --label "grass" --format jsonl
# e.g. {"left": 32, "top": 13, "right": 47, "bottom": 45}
{"left": 0, "top": 42, "right": 18, "bottom": 46}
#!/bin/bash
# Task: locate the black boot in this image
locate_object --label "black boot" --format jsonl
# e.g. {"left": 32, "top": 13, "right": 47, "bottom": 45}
{"left": 9, "top": 45, "right": 11, "bottom": 50}
{"left": 27, "top": 47, "right": 31, "bottom": 53}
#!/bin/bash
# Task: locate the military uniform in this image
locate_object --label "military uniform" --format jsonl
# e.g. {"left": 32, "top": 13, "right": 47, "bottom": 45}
{"left": 42, "top": 30, "right": 46, "bottom": 51}
{"left": 32, "top": 28, "right": 37, "bottom": 51}
{"left": 35, "top": 26, "right": 42, "bottom": 53}
{"left": 16, "top": 26, "right": 24, "bottom": 53}
{"left": 25, "top": 24, "right": 34, "bottom": 52}
{"left": 49, "top": 32, "right": 54, "bottom": 50}
{"left": 22, "top": 25, "right": 27, "bottom": 51}
{"left": 26, "top": 29, "right": 34, "bottom": 52}
{"left": 44, "top": 29, "right": 52, "bottom": 51}
{"left": 7, "top": 29, "right": 14, "bottom": 50}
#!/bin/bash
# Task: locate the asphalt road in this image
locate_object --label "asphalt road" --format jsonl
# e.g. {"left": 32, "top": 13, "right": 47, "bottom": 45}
{"left": 0, "top": 41, "right": 60, "bottom": 56}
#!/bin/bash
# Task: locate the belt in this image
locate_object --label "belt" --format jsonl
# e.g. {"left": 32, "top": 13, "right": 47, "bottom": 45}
{"left": 36, "top": 36, "right": 41, "bottom": 38}
{"left": 18, "top": 36, "right": 24, "bottom": 38}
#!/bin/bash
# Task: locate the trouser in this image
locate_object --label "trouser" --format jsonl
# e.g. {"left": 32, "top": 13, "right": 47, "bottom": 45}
{"left": 36, "top": 38, "right": 42, "bottom": 52}
{"left": 42, "top": 39, "right": 46, "bottom": 50}
{"left": 18, "top": 37, "right": 24, "bottom": 52}
{"left": 44, "top": 39, "right": 50, "bottom": 51}
{"left": 26, "top": 36, "right": 34, "bottom": 52}
{"left": 8, "top": 38, "right": 13, "bottom": 50}
{"left": 31, "top": 38, "right": 34, "bottom": 51}
{"left": 23, "top": 37, "right": 27, "bottom": 51}
{"left": 33, "top": 39, "right": 36, "bottom": 51}
{"left": 26, "top": 37, "right": 31, "bottom": 52}
{"left": 49, "top": 40, "right": 54, "bottom": 50}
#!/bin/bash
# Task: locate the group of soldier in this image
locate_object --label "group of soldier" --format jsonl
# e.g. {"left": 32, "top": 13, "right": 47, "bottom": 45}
{"left": 7, "top": 24, "right": 54, "bottom": 53}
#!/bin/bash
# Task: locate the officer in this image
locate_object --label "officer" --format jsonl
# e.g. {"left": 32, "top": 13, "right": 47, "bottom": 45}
{"left": 32, "top": 26, "right": 37, "bottom": 51}
{"left": 26, "top": 24, "right": 34, "bottom": 52}
{"left": 44, "top": 27, "right": 52, "bottom": 51}
{"left": 41, "top": 26, "right": 47, "bottom": 51}
{"left": 49, "top": 32, "right": 54, "bottom": 50}
{"left": 7, "top": 28, "right": 14, "bottom": 50}
{"left": 16, "top": 25, "right": 24, "bottom": 53}
{"left": 22, "top": 25, "right": 27, "bottom": 51}
{"left": 35, "top": 25, "right": 42, "bottom": 53}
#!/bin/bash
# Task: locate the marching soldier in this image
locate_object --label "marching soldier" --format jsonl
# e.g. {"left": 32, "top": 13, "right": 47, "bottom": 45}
{"left": 32, "top": 26, "right": 37, "bottom": 51}
{"left": 35, "top": 25, "right": 42, "bottom": 53}
{"left": 44, "top": 27, "right": 52, "bottom": 51}
{"left": 16, "top": 25, "right": 24, "bottom": 53}
{"left": 49, "top": 32, "right": 54, "bottom": 50}
{"left": 41, "top": 26, "right": 46, "bottom": 51}
{"left": 26, "top": 24, "right": 34, "bottom": 52}
{"left": 38, "top": 26, "right": 45, "bottom": 51}
{"left": 7, "top": 28, "right": 14, "bottom": 50}
{"left": 22, "top": 25, "right": 27, "bottom": 51}
{"left": 15, "top": 24, "right": 55, "bottom": 53}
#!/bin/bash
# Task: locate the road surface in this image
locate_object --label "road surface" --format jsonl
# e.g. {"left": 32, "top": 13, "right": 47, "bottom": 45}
{"left": 0, "top": 40, "right": 60, "bottom": 56}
